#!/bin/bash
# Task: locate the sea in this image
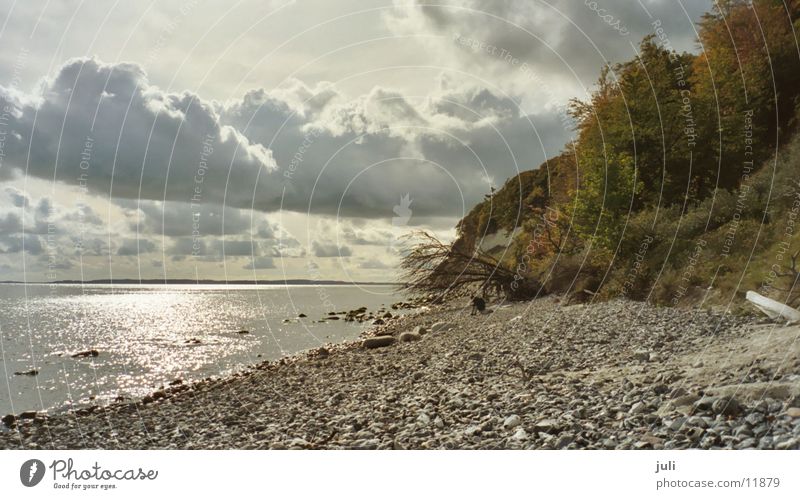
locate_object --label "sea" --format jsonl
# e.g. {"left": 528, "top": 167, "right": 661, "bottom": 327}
{"left": 0, "top": 283, "right": 404, "bottom": 417}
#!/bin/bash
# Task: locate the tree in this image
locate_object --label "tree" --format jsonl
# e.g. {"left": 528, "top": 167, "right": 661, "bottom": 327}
{"left": 398, "top": 231, "right": 540, "bottom": 301}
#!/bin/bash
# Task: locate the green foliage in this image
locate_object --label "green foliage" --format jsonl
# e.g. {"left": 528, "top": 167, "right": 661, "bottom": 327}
{"left": 449, "top": 0, "right": 800, "bottom": 307}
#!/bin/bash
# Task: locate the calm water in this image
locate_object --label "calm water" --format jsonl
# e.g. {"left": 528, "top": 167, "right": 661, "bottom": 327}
{"left": 0, "top": 283, "right": 403, "bottom": 416}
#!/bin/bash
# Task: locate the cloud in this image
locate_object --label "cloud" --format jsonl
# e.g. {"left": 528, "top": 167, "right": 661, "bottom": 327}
{"left": 243, "top": 256, "right": 276, "bottom": 270}
{"left": 0, "top": 56, "right": 572, "bottom": 222}
{"left": 386, "top": 0, "right": 709, "bottom": 92}
{"left": 5, "top": 187, "right": 29, "bottom": 208}
{"left": 0, "top": 233, "right": 42, "bottom": 255}
{"left": 0, "top": 57, "right": 274, "bottom": 209}
{"left": 117, "top": 238, "right": 157, "bottom": 256}
{"left": 357, "top": 257, "right": 392, "bottom": 269}
{"left": 312, "top": 240, "right": 352, "bottom": 257}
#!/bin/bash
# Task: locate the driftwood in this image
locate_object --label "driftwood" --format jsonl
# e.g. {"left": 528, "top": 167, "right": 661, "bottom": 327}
{"left": 746, "top": 291, "right": 800, "bottom": 323}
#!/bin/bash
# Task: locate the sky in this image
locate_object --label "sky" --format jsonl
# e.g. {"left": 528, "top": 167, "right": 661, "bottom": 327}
{"left": 0, "top": 0, "right": 711, "bottom": 282}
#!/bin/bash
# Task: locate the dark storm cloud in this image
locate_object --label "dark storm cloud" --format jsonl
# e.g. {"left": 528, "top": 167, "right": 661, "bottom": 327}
{"left": 0, "top": 56, "right": 572, "bottom": 220}
{"left": 116, "top": 238, "right": 157, "bottom": 256}
{"left": 0, "top": 57, "right": 274, "bottom": 209}
{"left": 390, "top": 0, "right": 709, "bottom": 83}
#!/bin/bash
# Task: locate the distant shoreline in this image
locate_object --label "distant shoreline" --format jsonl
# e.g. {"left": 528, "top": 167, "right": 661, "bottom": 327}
{"left": 0, "top": 279, "right": 399, "bottom": 286}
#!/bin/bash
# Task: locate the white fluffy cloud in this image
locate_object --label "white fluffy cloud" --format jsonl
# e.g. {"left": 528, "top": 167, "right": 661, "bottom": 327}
{"left": 1, "top": 56, "right": 569, "bottom": 221}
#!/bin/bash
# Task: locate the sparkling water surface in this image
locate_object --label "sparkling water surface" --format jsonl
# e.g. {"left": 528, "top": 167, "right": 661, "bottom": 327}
{"left": 0, "top": 283, "right": 402, "bottom": 416}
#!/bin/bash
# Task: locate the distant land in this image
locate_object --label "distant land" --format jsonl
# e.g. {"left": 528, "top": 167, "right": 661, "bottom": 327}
{"left": 0, "top": 279, "right": 398, "bottom": 286}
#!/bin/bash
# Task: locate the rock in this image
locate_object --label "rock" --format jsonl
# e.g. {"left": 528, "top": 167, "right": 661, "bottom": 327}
{"left": 362, "top": 336, "right": 395, "bottom": 349}
{"left": 653, "top": 384, "right": 669, "bottom": 395}
{"left": 532, "top": 419, "right": 559, "bottom": 434}
{"left": 19, "top": 411, "right": 38, "bottom": 420}
{"left": 744, "top": 412, "right": 765, "bottom": 426}
{"left": 629, "top": 402, "right": 648, "bottom": 415}
{"left": 298, "top": 313, "right": 307, "bottom": 318}
{"left": 711, "top": 396, "right": 742, "bottom": 416}
{"left": 632, "top": 350, "right": 650, "bottom": 362}
{"left": 785, "top": 407, "right": 800, "bottom": 418}
{"left": 184, "top": 338, "right": 202, "bottom": 345}
{"left": 735, "top": 438, "right": 757, "bottom": 449}
{"left": 692, "top": 396, "right": 717, "bottom": 413}
{"left": 649, "top": 352, "right": 662, "bottom": 362}
{"left": 235, "top": 330, "right": 250, "bottom": 335}
{"left": 372, "top": 319, "right": 385, "bottom": 325}
{"left": 413, "top": 326, "right": 428, "bottom": 336}
{"left": 669, "top": 387, "right": 688, "bottom": 399}
{"left": 417, "top": 412, "right": 431, "bottom": 425}
{"left": 775, "top": 438, "right": 799, "bottom": 450}
{"left": 71, "top": 349, "right": 99, "bottom": 358}
{"left": 1, "top": 414, "right": 16, "bottom": 427}
{"left": 430, "top": 322, "right": 451, "bottom": 333}
{"left": 289, "top": 438, "right": 309, "bottom": 449}
{"left": 511, "top": 428, "right": 528, "bottom": 441}
{"left": 503, "top": 414, "right": 522, "bottom": 429}
{"left": 399, "top": 332, "right": 421, "bottom": 342}
{"left": 13, "top": 369, "right": 39, "bottom": 376}
{"left": 464, "top": 425, "right": 481, "bottom": 436}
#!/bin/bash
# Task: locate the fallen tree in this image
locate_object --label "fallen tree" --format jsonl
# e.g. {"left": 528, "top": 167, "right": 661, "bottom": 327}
{"left": 398, "top": 230, "right": 540, "bottom": 301}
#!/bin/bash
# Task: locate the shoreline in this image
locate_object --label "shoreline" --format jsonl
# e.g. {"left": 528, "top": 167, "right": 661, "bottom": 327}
{"left": 2, "top": 297, "right": 800, "bottom": 450}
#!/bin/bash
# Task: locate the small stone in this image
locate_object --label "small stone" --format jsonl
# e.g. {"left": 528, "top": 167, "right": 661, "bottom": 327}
{"left": 433, "top": 417, "right": 444, "bottom": 429}
{"left": 289, "top": 438, "right": 309, "bottom": 448}
{"left": 399, "top": 332, "right": 422, "bottom": 342}
{"left": 235, "top": 330, "right": 250, "bottom": 335}
{"left": 775, "top": 438, "right": 798, "bottom": 450}
{"left": 511, "top": 428, "right": 528, "bottom": 441}
{"left": 786, "top": 407, "right": 800, "bottom": 418}
{"left": 417, "top": 412, "right": 431, "bottom": 425}
{"left": 653, "top": 384, "right": 669, "bottom": 395}
{"left": 503, "top": 415, "right": 522, "bottom": 429}
{"left": 362, "top": 336, "right": 395, "bottom": 348}
{"left": 430, "top": 322, "right": 451, "bottom": 333}
{"left": 629, "top": 402, "right": 648, "bottom": 414}
{"left": 712, "top": 397, "right": 742, "bottom": 417}
{"left": 735, "top": 438, "right": 757, "bottom": 450}
{"left": 692, "top": 396, "right": 717, "bottom": 413}
{"left": 464, "top": 425, "right": 481, "bottom": 436}
{"left": 669, "top": 387, "right": 688, "bottom": 399}
{"left": 745, "top": 412, "right": 765, "bottom": 426}
{"left": 533, "top": 419, "right": 559, "bottom": 434}
{"left": 413, "top": 326, "right": 428, "bottom": 336}
{"left": 632, "top": 350, "right": 650, "bottom": 362}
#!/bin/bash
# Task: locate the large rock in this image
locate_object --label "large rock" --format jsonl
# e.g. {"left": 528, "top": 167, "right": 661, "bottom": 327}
{"left": 362, "top": 336, "right": 395, "bottom": 349}
{"left": 71, "top": 349, "right": 99, "bottom": 358}
{"left": 1, "top": 414, "right": 15, "bottom": 427}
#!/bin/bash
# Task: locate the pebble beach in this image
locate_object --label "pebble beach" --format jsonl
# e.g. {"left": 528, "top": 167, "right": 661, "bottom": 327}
{"left": 2, "top": 297, "right": 800, "bottom": 450}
